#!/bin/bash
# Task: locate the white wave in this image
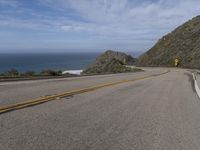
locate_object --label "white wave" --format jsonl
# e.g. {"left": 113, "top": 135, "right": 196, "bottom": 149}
{"left": 62, "top": 70, "right": 83, "bottom": 75}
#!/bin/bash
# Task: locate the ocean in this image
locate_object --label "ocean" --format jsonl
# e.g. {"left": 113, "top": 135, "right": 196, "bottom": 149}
{"left": 0, "top": 53, "right": 100, "bottom": 73}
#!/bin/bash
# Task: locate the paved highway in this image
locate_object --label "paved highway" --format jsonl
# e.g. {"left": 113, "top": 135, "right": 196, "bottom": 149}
{"left": 0, "top": 68, "right": 164, "bottom": 106}
{"left": 1, "top": 68, "right": 200, "bottom": 150}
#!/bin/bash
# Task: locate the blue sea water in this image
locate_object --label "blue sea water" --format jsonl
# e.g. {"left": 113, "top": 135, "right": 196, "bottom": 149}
{"left": 0, "top": 53, "right": 100, "bottom": 73}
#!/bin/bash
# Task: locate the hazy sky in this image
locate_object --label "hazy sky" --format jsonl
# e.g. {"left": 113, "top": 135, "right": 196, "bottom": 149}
{"left": 0, "top": 0, "right": 200, "bottom": 53}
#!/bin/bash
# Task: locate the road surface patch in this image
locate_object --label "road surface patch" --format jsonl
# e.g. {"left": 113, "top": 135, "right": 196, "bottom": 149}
{"left": 192, "top": 73, "right": 200, "bottom": 99}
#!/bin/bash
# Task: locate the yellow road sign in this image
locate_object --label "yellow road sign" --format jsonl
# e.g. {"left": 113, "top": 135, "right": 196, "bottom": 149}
{"left": 174, "top": 58, "right": 179, "bottom": 67}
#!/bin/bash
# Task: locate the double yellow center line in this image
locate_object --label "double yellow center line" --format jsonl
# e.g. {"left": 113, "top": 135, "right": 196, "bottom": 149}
{"left": 0, "top": 70, "right": 169, "bottom": 114}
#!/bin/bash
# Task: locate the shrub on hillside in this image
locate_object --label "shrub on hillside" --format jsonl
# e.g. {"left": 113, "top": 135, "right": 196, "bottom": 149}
{"left": 5, "top": 69, "right": 19, "bottom": 77}
{"left": 40, "top": 70, "right": 62, "bottom": 76}
{"left": 22, "top": 71, "right": 36, "bottom": 77}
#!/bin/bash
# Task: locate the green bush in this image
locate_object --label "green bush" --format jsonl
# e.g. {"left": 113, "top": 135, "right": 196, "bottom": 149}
{"left": 40, "top": 70, "right": 61, "bottom": 76}
{"left": 83, "top": 58, "right": 141, "bottom": 75}
{"left": 22, "top": 71, "right": 36, "bottom": 77}
{"left": 5, "top": 69, "right": 19, "bottom": 77}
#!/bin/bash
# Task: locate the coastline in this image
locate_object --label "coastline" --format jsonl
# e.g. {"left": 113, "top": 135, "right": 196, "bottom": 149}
{"left": 0, "top": 53, "right": 99, "bottom": 73}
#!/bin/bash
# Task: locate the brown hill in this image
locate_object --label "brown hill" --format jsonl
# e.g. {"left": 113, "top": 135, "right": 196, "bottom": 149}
{"left": 137, "top": 16, "right": 200, "bottom": 68}
{"left": 82, "top": 50, "right": 139, "bottom": 74}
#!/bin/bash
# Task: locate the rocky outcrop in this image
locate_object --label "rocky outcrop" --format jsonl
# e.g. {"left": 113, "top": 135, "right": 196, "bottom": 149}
{"left": 83, "top": 50, "right": 139, "bottom": 74}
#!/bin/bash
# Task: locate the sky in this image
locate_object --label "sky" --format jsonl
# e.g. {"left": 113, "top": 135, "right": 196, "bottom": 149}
{"left": 0, "top": 0, "right": 200, "bottom": 53}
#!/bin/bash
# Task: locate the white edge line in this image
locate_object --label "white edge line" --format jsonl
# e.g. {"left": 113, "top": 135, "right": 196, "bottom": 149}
{"left": 192, "top": 73, "right": 200, "bottom": 99}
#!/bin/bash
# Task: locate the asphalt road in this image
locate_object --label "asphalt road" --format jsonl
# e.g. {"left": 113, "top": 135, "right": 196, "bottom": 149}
{"left": 1, "top": 68, "right": 200, "bottom": 150}
{"left": 0, "top": 68, "right": 163, "bottom": 106}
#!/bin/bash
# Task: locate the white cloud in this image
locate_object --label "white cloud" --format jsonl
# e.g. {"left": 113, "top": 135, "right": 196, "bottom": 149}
{"left": 39, "top": 0, "right": 200, "bottom": 35}
{"left": 0, "top": 0, "right": 19, "bottom": 7}
{"left": 1, "top": 0, "right": 200, "bottom": 51}
{"left": 60, "top": 25, "right": 85, "bottom": 31}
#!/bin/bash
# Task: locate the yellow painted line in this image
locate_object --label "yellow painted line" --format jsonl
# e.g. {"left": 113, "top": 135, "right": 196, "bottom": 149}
{"left": 0, "top": 70, "right": 169, "bottom": 114}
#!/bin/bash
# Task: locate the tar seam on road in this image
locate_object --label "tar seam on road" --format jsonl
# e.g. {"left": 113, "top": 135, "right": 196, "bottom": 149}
{"left": 0, "top": 70, "right": 169, "bottom": 114}
{"left": 192, "top": 73, "right": 200, "bottom": 99}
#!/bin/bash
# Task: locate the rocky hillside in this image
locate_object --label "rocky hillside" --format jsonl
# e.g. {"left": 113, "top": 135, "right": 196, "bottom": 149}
{"left": 82, "top": 50, "right": 139, "bottom": 74}
{"left": 92, "top": 50, "right": 137, "bottom": 66}
{"left": 137, "top": 15, "right": 200, "bottom": 68}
